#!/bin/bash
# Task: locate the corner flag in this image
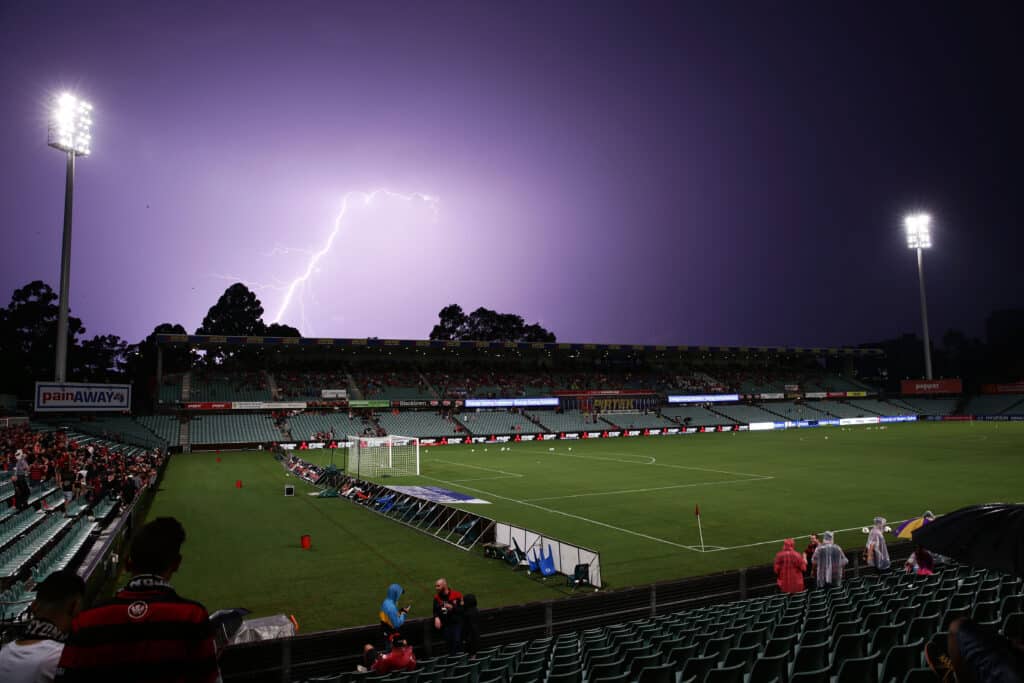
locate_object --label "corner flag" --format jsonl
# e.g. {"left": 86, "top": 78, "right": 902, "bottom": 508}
{"left": 695, "top": 503, "right": 700, "bottom": 517}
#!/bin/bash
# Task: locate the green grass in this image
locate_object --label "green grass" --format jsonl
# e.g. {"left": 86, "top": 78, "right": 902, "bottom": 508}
{"left": 144, "top": 422, "right": 1024, "bottom": 632}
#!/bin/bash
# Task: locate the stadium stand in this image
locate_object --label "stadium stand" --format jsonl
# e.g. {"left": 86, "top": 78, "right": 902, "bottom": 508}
{"left": 711, "top": 404, "right": 783, "bottom": 424}
{"left": 846, "top": 399, "right": 914, "bottom": 416}
{"left": 598, "top": 412, "right": 676, "bottom": 429}
{"left": 352, "top": 370, "right": 436, "bottom": 400}
{"left": 272, "top": 561, "right": 1021, "bottom": 683}
{"left": 756, "top": 401, "right": 834, "bottom": 421}
{"left": 527, "top": 410, "right": 606, "bottom": 433}
{"left": 661, "top": 406, "right": 736, "bottom": 427}
{"left": 965, "top": 394, "right": 1024, "bottom": 415}
{"left": 894, "top": 398, "right": 959, "bottom": 415}
{"left": 191, "top": 371, "right": 271, "bottom": 401}
{"left": 376, "top": 411, "right": 463, "bottom": 437}
{"left": 136, "top": 415, "right": 181, "bottom": 446}
{"left": 456, "top": 411, "right": 545, "bottom": 436}
{"left": 189, "top": 413, "right": 284, "bottom": 444}
{"left": 806, "top": 400, "right": 864, "bottom": 418}
{"left": 158, "top": 374, "right": 183, "bottom": 404}
{"left": 275, "top": 371, "right": 351, "bottom": 400}
{"left": 287, "top": 412, "right": 372, "bottom": 440}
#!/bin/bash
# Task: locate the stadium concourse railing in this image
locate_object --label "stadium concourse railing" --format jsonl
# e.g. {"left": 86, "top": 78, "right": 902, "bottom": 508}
{"left": 217, "top": 543, "right": 916, "bottom": 682}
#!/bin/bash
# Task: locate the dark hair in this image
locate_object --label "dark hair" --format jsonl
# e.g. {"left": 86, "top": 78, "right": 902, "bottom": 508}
{"left": 35, "top": 570, "right": 86, "bottom": 609}
{"left": 130, "top": 517, "right": 186, "bottom": 573}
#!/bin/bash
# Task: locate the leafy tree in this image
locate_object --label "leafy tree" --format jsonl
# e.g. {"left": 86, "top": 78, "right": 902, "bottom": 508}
{"left": 0, "top": 281, "right": 84, "bottom": 395}
{"left": 196, "top": 283, "right": 267, "bottom": 365}
{"left": 429, "top": 304, "right": 555, "bottom": 342}
{"left": 74, "top": 334, "right": 130, "bottom": 382}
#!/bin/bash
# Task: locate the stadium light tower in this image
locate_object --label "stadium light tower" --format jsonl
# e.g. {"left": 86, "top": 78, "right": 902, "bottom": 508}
{"left": 47, "top": 92, "right": 93, "bottom": 383}
{"left": 904, "top": 212, "right": 933, "bottom": 380}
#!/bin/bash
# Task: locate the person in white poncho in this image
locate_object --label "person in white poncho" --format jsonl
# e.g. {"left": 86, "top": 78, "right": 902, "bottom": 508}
{"left": 811, "top": 531, "right": 849, "bottom": 588}
{"left": 866, "top": 516, "right": 891, "bottom": 571}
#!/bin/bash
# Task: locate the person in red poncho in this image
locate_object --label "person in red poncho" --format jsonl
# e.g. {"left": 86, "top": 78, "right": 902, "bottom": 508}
{"left": 774, "top": 538, "right": 807, "bottom": 594}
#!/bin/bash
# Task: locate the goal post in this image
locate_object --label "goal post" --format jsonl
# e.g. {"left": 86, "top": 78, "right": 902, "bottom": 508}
{"left": 347, "top": 434, "right": 420, "bottom": 478}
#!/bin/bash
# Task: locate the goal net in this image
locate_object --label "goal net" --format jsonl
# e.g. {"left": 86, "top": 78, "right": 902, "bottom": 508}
{"left": 347, "top": 435, "right": 420, "bottom": 478}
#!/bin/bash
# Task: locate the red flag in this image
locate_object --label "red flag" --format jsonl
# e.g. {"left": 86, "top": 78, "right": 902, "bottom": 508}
{"left": 695, "top": 503, "right": 701, "bottom": 517}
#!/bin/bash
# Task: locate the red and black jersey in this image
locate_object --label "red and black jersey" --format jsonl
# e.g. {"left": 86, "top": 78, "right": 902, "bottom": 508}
{"left": 55, "top": 575, "right": 220, "bottom": 683}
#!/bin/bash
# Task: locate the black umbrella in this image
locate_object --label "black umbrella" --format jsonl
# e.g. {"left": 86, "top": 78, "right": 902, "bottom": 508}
{"left": 913, "top": 504, "right": 1024, "bottom": 577}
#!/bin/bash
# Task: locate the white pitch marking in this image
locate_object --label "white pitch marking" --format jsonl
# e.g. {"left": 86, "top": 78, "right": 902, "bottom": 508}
{"left": 513, "top": 445, "right": 769, "bottom": 480}
{"left": 421, "top": 475, "right": 703, "bottom": 551}
{"left": 432, "top": 459, "right": 524, "bottom": 479}
{"left": 700, "top": 525, "right": 871, "bottom": 552}
{"left": 522, "top": 476, "right": 774, "bottom": 502}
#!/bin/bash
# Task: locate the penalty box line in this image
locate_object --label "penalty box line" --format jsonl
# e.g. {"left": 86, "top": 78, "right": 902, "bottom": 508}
{"left": 698, "top": 525, "right": 869, "bottom": 553}
{"left": 421, "top": 475, "right": 705, "bottom": 552}
{"left": 522, "top": 476, "right": 774, "bottom": 503}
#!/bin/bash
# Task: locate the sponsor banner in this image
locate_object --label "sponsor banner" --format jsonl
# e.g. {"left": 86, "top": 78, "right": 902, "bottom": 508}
{"left": 348, "top": 400, "right": 390, "bottom": 409}
{"left": 685, "top": 427, "right": 699, "bottom": 433}
{"left": 232, "top": 401, "right": 307, "bottom": 410}
{"left": 665, "top": 427, "right": 681, "bottom": 435}
{"left": 941, "top": 415, "right": 974, "bottom": 422}
{"left": 981, "top": 381, "right": 1024, "bottom": 395}
{"left": 839, "top": 416, "right": 880, "bottom": 426}
{"left": 820, "top": 418, "right": 841, "bottom": 426}
{"left": 35, "top": 382, "right": 132, "bottom": 413}
{"left": 784, "top": 384, "right": 800, "bottom": 392}
{"left": 804, "top": 392, "right": 827, "bottom": 399}
{"left": 845, "top": 391, "right": 868, "bottom": 398}
{"left": 465, "top": 397, "right": 559, "bottom": 408}
{"left": 606, "top": 430, "right": 622, "bottom": 437}
{"left": 901, "top": 378, "right": 962, "bottom": 395}
{"left": 668, "top": 394, "right": 740, "bottom": 404}
{"left": 387, "top": 485, "right": 490, "bottom": 505}
{"left": 560, "top": 432, "right": 580, "bottom": 440}
{"left": 749, "top": 422, "right": 775, "bottom": 431}
{"left": 584, "top": 431, "right": 602, "bottom": 439}
{"left": 185, "top": 402, "right": 232, "bottom": 411}
{"left": 978, "top": 415, "right": 1024, "bottom": 422}
{"left": 625, "top": 429, "right": 642, "bottom": 437}
{"left": 391, "top": 399, "right": 433, "bottom": 408}
{"left": 880, "top": 415, "right": 919, "bottom": 423}
{"left": 321, "top": 389, "right": 348, "bottom": 399}
{"left": 737, "top": 425, "right": 750, "bottom": 431}
{"left": 826, "top": 392, "right": 847, "bottom": 398}
{"left": 538, "top": 433, "right": 558, "bottom": 441}
{"left": 759, "top": 393, "right": 785, "bottom": 400}
{"left": 519, "top": 434, "right": 537, "bottom": 441}
{"left": 552, "top": 389, "right": 656, "bottom": 397}
{"left": 280, "top": 443, "right": 297, "bottom": 450}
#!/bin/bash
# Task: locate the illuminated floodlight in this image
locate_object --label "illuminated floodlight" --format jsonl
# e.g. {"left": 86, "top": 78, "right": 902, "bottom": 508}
{"left": 48, "top": 92, "right": 93, "bottom": 156}
{"left": 904, "top": 212, "right": 932, "bottom": 249}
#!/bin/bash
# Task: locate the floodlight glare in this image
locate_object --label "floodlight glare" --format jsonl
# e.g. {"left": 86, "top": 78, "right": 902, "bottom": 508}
{"left": 48, "top": 92, "right": 93, "bottom": 156}
{"left": 904, "top": 212, "right": 932, "bottom": 249}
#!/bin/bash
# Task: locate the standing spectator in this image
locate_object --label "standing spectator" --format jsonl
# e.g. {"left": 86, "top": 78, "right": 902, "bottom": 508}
{"left": 773, "top": 539, "right": 807, "bottom": 594}
{"left": 866, "top": 516, "right": 891, "bottom": 572}
{"left": 55, "top": 517, "right": 219, "bottom": 682}
{"left": 0, "top": 570, "right": 85, "bottom": 683}
{"left": 432, "top": 578, "right": 464, "bottom": 656}
{"left": 804, "top": 534, "right": 820, "bottom": 576}
{"left": 378, "top": 583, "right": 410, "bottom": 644}
{"left": 462, "top": 594, "right": 481, "bottom": 658}
{"left": 811, "top": 531, "right": 849, "bottom": 589}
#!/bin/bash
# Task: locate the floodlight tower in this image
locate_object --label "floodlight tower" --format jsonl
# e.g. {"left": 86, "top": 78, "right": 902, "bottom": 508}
{"left": 47, "top": 93, "right": 93, "bottom": 383}
{"left": 904, "top": 212, "right": 933, "bottom": 380}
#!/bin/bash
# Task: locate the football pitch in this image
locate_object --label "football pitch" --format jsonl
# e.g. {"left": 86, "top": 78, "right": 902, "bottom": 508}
{"left": 143, "top": 422, "right": 1024, "bottom": 632}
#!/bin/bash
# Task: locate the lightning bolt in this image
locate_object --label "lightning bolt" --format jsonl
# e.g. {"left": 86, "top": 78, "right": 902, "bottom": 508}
{"left": 270, "top": 189, "right": 439, "bottom": 325}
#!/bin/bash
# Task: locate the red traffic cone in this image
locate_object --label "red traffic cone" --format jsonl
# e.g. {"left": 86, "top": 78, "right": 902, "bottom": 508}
{"left": 300, "top": 534, "right": 311, "bottom": 550}
{"left": 235, "top": 480, "right": 243, "bottom": 488}
{"left": 216, "top": 457, "right": 221, "bottom": 463}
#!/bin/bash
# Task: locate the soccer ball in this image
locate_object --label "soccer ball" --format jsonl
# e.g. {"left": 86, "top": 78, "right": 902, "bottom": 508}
{"left": 861, "top": 527, "right": 869, "bottom": 534}
{"left": 825, "top": 436, "right": 829, "bottom": 440}
{"left": 548, "top": 447, "right": 554, "bottom": 452}
{"left": 884, "top": 526, "right": 892, "bottom": 533}
{"left": 568, "top": 447, "right": 572, "bottom": 451}
{"left": 471, "top": 449, "right": 475, "bottom": 453}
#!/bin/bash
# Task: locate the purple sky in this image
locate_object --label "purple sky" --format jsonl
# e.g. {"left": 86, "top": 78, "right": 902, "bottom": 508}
{"left": 1, "top": 1, "right": 1021, "bottom": 347}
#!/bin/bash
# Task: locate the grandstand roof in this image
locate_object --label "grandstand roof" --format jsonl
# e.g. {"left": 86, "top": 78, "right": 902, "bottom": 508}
{"left": 156, "top": 334, "right": 882, "bottom": 357}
